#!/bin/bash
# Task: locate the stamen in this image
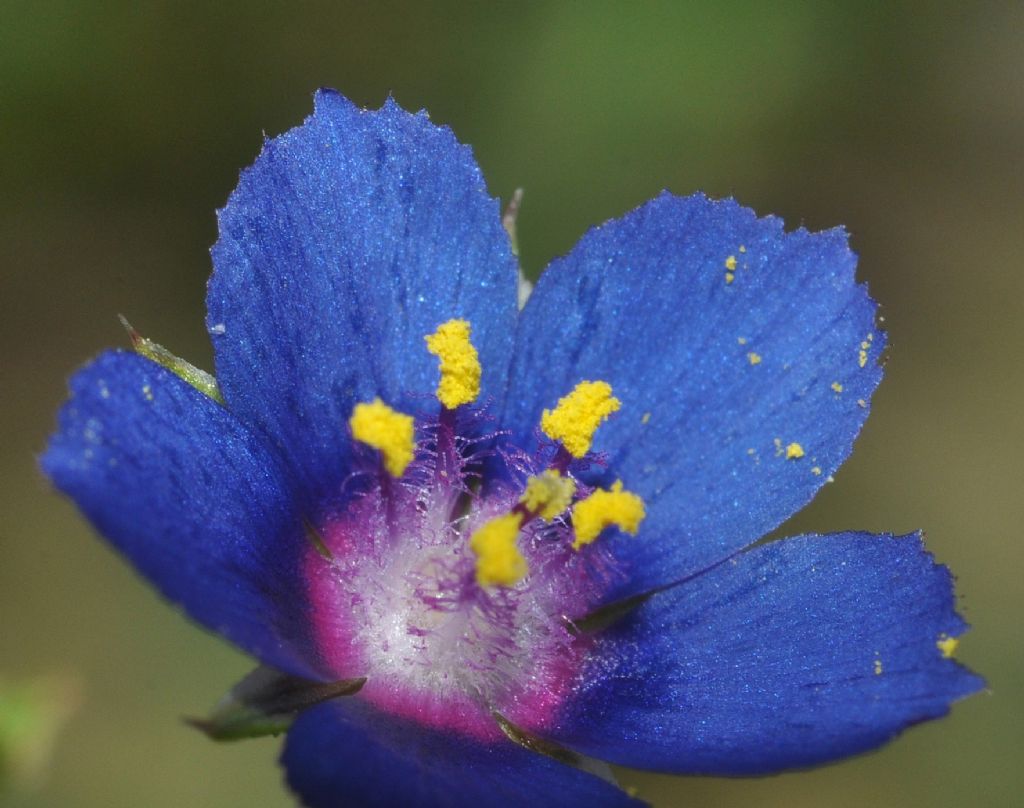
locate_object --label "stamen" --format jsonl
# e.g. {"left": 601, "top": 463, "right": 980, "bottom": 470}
{"left": 571, "top": 480, "right": 645, "bottom": 550}
{"left": 540, "top": 380, "right": 620, "bottom": 458}
{"left": 519, "top": 470, "right": 576, "bottom": 521}
{"left": 349, "top": 398, "right": 415, "bottom": 477}
{"left": 470, "top": 513, "right": 528, "bottom": 588}
{"left": 425, "top": 319, "right": 481, "bottom": 409}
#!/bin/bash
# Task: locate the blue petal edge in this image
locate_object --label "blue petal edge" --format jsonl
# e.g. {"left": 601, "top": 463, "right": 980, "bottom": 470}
{"left": 281, "top": 698, "right": 645, "bottom": 808}
{"left": 208, "top": 89, "right": 518, "bottom": 514}
{"left": 504, "top": 192, "right": 886, "bottom": 602}
{"left": 42, "top": 351, "right": 326, "bottom": 679}
{"left": 541, "top": 531, "right": 984, "bottom": 774}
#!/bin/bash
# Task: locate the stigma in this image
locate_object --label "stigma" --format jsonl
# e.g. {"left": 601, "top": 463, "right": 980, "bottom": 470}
{"left": 520, "top": 470, "right": 576, "bottom": 521}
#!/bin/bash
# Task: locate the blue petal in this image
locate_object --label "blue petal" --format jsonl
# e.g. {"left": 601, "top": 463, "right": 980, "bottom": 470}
{"left": 541, "top": 532, "right": 984, "bottom": 774}
{"left": 504, "top": 193, "right": 884, "bottom": 600}
{"left": 208, "top": 90, "right": 518, "bottom": 512}
{"left": 42, "top": 351, "right": 324, "bottom": 679}
{"left": 281, "top": 699, "right": 643, "bottom": 808}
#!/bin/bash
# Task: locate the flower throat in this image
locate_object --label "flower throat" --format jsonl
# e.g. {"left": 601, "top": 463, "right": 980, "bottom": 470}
{"left": 304, "top": 319, "right": 645, "bottom": 739}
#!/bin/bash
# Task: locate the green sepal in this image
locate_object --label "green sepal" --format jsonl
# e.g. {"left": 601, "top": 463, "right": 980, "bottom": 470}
{"left": 185, "top": 667, "right": 365, "bottom": 742}
{"left": 501, "top": 188, "right": 534, "bottom": 310}
{"left": 492, "top": 711, "right": 619, "bottom": 787}
{"left": 119, "top": 315, "right": 224, "bottom": 403}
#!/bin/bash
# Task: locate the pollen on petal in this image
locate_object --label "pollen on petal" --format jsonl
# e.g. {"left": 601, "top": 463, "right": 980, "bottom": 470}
{"left": 571, "top": 480, "right": 645, "bottom": 550}
{"left": 936, "top": 634, "right": 960, "bottom": 658}
{"left": 425, "top": 319, "right": 481, "bottom": 409}
{"left": 519, "top": 469, "right": 576, "bottom": 521}
{"left": 348, "top": 398, "right": 415, "bottom": 477}
{"left": 785, "top": 442, "right": 805, "bottom": 460}
{"left": 470, "top": 513, "right": 527, "bottom": 587}
{"left": 540, "top": 380, "right": 621, "bottom": 458}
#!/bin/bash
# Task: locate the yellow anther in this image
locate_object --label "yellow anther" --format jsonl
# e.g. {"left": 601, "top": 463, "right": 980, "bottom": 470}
{"left": 785, "top": 442, "right": 805, "bottom": 460}
{"left": 571, "top": 480, "right": 645, "bottom": 550}
{"left": 349, "top": 398, "right": 415, "bottom": 477}
{"left": 541, "top": 380, "right": 621, "bottom": 458}
{"left": 831, "top": 381, "right": 844, "bottom": 393}
{"left": 747, "top": 352, "right": 762, "bottom": 365}
{"left": 470, "top": 513, "right": 527, "bottom": 588}
{"left": 425, "top": 319, "right": 481, "bottom": 409}
{"left": 725, "top": 255, "right": 738, "bottom": 271}
{"left": 936, "top": 634, "right": 959, "bottom": 658}
{"left": 520, "top": 470, "right": 577, "bottom": 521}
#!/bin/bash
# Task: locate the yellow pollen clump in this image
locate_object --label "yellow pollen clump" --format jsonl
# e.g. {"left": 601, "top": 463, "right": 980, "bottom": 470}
{"left": 349, "top": 398, "right": 415, "bottom": 477}
{"left": 571, "top": 481, "right": 646, "bottom": 550}
{"left": 470, "top": 513, "right": 527, "bottom": 587}
{"left": 936, "top": 634, "right": 960, "bottom": 658}
{"left": 541, "top": 380, "right": 621, "bottom": 458}
{"left": 785, "top": 442, "right": 805, "bottom": 459}
{"left": 520, "top": 470, "right": 577, "bottom": 521}
{"left": 747, "top": 352, "right": 762, "bottom": 365}
{"left": 831, "top": 381, "right": 844, "bottom": 393}
{"left": 725, "top": 255, "right": 738, "bottom": 270}
{"left": 424, "top": 319, "right": 481, "bottom": 409}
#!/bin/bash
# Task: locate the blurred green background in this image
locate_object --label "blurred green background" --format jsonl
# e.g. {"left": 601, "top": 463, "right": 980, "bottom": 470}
{"left": 1, "top": 1, "right": 1020, "bottom": 806}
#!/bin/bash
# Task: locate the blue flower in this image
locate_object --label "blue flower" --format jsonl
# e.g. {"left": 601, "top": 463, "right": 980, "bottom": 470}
{"left": 42, "top": 90, "right": 983, "bottom": 807}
